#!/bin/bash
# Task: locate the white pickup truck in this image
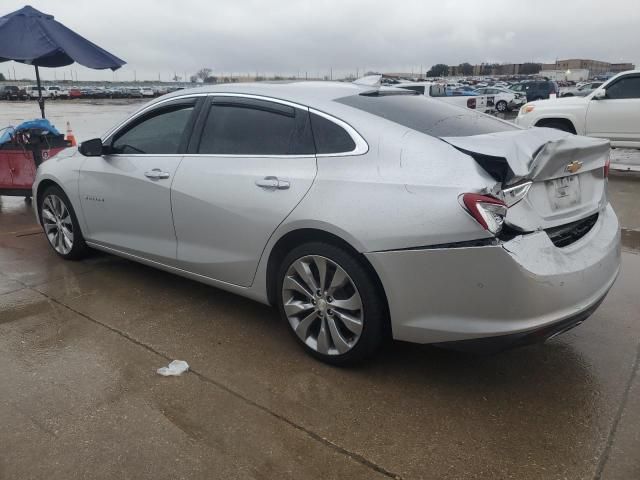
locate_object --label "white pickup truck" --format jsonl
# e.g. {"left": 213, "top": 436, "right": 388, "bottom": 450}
{"left": 515, "top": 70, "right": 640, "bottom": 148}
{"left": 395, "top": 82, "right": 495, "bottom": 113}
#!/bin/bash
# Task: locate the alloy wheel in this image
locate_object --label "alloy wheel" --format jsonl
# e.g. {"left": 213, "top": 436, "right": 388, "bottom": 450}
{"left": 42, "top": 194, "right": 74, "bottom": 255}
{"left": 282, "top": 255, "right": 364, "bottom": 356}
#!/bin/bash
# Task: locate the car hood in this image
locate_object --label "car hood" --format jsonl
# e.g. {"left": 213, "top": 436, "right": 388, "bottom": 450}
{"left": 529, "top": 95, "right": 590, "bottom": 108}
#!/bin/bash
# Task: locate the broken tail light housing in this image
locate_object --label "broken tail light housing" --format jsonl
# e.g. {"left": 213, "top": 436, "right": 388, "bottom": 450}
{"left": 466, "top": 97, "right": 476, "bottom": 109}
{"left": 462, "top": 193, "right": 508, "bottom": 235}
{"left": 604, "top": 155, "right": 610, "bottom": 178}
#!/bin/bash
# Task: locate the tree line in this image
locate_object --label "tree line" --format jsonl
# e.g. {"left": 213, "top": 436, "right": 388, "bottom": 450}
{"left": 427, "top": 62, "right": 542, "bottom": 77}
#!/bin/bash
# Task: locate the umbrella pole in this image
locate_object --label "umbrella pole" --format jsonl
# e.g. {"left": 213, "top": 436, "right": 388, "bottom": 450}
{"left": 34, "top": 65, "right": 45, "bottom": 118}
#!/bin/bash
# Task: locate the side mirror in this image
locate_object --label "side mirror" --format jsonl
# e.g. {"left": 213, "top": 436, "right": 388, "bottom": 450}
{"left": 593, "top": 89, "right": 606, "bottom": 100}
{"left": 78, "top": 138, "right": 105, "bottom": 156}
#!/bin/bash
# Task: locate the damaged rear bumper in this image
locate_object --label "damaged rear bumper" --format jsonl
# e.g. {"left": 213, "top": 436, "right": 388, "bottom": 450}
{"left": 364, "top": 204, "right": 621, "bottom": 345}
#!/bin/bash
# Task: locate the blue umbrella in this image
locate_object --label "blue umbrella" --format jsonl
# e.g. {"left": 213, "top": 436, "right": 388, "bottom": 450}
{"left": 0, "top": 5, "right": 125, "bottom": 118}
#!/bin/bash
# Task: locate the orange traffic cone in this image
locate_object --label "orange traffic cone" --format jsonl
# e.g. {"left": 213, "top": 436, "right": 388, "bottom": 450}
{"left": 65, "top": 121, "right": 77, "bottom": 146}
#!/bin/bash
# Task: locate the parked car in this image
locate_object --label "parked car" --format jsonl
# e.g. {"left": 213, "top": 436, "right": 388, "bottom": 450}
{"left": 395, "top": 82, "right": 495, "bottom": 113}
{"left": 140, "top": 87, "right": 155, "bottom": 97}
{"left": 1, "top": 85, "right": 27, "bottom": 100}
{"left": 26, "top": 85, "right": 50, "bottom": 99}
{"left": 127, "top": 87, "right": 143, "bottom": 98}
{"left": 449, "top": 86, "right": 477, "bottom": 96}
{"left": 560, "top": 82, "right": 604, "bottom": 97}
{"left": 33, "top": 82, "right": 620, "bottom": 364}
{"left": 474, "top": 87, "right": 526, "bottom": 112}
{"left": 515, "top": 70, "right": 640, "bottom": 148}
{"left": 46, "top": 85, "right": 68, "bottom": 99}
{"left": 510, "top": 80, "right": 559, "bottom": 101}
{"left": 68, "top": 88, "right": 82, "bottom": 99}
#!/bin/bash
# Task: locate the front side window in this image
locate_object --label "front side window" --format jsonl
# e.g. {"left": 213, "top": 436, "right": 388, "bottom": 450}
{"left": 111, "top": 104, "right": 195, "bottom": 154}
{"left": 606, "top": 76, "right": 640, "bottom": 99}
{"left": 198, "top": 98, "right": 315, "bottom": 155}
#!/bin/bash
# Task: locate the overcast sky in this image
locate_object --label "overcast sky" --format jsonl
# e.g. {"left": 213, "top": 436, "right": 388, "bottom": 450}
{"left": 2, "top": 0, "right": 639, "bottom": 82}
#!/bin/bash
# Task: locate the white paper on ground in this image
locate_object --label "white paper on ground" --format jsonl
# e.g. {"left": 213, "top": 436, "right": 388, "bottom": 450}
{"left": 157, "top": 360, "right": 189, "bottom": 376}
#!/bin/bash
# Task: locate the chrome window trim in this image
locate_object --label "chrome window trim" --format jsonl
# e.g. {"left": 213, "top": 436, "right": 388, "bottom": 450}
{"left": 207, "top": 92, "right": 307, "bottom": 110}
{"left": 181, "top": 154, "right": 317, "bottom": 159}
{"left": 100, "top": 92, "right": 369, "bottom": 158}
{"left": 105, "top": 154, "right": 317, "bottom": 159}
{"left": 308, "top": 107, "right": 369, "bottom": 157}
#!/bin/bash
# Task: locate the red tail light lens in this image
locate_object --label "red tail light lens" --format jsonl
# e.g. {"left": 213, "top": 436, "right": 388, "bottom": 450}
{"left": 462, "top": 193, "right": 508, "bottom": 234}
{"left": 604, "top": 156, "right": 610, "bottom": 178}
{"left": 467, "top": 97, "right": 476, "bottom": 109}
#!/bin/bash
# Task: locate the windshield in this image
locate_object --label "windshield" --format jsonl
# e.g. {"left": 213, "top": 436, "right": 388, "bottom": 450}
{"left": 336, "top": 93, "right": 518, "bottom": 138}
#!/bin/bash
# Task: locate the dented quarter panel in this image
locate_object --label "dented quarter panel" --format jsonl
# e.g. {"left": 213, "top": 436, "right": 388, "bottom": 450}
{"left": 282, "top": 127, "right": 499, "bottom": 253}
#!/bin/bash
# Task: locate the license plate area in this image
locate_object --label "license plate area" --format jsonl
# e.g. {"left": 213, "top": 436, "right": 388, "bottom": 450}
{"left": 547, "top": 175, "right": 581, "bottom": 210}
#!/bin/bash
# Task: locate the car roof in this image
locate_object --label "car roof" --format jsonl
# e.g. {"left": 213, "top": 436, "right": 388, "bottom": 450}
{"left": 155, "top": 81, "right": 377, "bottom": 110}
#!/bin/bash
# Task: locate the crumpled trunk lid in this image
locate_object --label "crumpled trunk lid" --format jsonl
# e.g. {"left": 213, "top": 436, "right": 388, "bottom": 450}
{"left": 442, "top": 128, "right": 610, "bottom": 231}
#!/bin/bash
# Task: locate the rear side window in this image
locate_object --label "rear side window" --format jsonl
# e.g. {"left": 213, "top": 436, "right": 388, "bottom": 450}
{"left": 310, "top": 113, "right": 355, "bottom": 154}
{"left": 336, "top": 94, "right": 518, "bottom": 138}
{"left": 198, "top": 98, "right": 315, "bottom": 155}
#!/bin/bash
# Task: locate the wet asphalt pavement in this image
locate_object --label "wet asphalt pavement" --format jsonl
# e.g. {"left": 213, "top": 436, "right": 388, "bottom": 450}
{"left": 1, "top": 101, "right": 640, "bottom": 479}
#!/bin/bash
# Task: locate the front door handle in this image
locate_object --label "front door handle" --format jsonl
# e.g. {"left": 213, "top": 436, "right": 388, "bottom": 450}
{"left": 144, "top": 168, "right": 170, "bottom": 180}
{"left": 255, "top": 176, "right": 290, "bottom": 190}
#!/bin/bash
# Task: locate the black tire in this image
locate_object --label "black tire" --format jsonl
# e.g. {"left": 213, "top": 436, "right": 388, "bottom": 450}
{"left": 38, "top": 185, "right": 90, "bottom": 260}
{"left": 536, "top": 120, "right": 576, "bottom": 134}
{"left": 496, "top": 100, "right": 508, "bottom": 112}
{"left": 277, "top": 241, "right": 387, "bottom": 365}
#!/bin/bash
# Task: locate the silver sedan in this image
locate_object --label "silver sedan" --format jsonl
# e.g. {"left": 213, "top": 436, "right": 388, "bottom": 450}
{"left": 33, "top": 82, "right": 620, "bottom": 364}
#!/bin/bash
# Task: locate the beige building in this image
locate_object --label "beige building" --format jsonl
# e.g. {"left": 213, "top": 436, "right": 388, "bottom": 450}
{"left": 541, "top": 59, "right": 636, "bottom": 76}
{"left": 610, "top": 62, "right": 636, "bottom": 73}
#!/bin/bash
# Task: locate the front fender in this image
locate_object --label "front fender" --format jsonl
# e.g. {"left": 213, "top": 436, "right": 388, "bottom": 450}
{"left": 33, "top": 147, "right": 86, "bottom": 227}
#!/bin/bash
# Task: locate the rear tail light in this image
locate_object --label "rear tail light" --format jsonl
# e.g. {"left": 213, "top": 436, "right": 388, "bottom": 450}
{"left": 467, "top": 97, "right": 476, "bottom": 109}
{"left": 461, "top": 193, "right": 508, "bottom": 235}
{"left": 604, "top": 156, "right": 610, "bottom": 178}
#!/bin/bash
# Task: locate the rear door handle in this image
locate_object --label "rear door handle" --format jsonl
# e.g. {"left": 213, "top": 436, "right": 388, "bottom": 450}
{"left": 144, "top": 168, "right": 170, "bottom": 180}
{"left": 255, "top": 176, "right": 290, "bottom": 190}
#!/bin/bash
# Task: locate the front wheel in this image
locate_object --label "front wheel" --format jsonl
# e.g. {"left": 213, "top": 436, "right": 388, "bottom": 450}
{"left": 277, "top": 242, "right": 387, "bottom": 365}
{"left": 496, "top": 100, "right": 508, "bottom": 112}
{"left": 39, "top": 185, "right": 90, "bottom": 260}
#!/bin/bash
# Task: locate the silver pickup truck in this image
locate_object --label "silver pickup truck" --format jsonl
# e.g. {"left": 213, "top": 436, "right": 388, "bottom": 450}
{"left": 395, "top": 82, "right": 495, "bottom": 113}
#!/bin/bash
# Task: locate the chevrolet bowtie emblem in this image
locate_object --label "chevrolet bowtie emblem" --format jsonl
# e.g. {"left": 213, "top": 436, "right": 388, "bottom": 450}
{"left": 565, "top": 161, "right": 583, "bottom": 174}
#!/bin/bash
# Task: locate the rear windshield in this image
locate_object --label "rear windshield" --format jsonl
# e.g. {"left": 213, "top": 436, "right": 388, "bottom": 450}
{"left": 336, "top": 93, "right": 518, "bottom": 138}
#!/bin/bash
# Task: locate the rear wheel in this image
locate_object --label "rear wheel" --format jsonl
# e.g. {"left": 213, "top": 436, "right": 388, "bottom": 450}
{"left": 39, "top": 185, "right": 90, "bottom": 260}
{"left": 277, "top": 242, "right": 386, "bottom": 365}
